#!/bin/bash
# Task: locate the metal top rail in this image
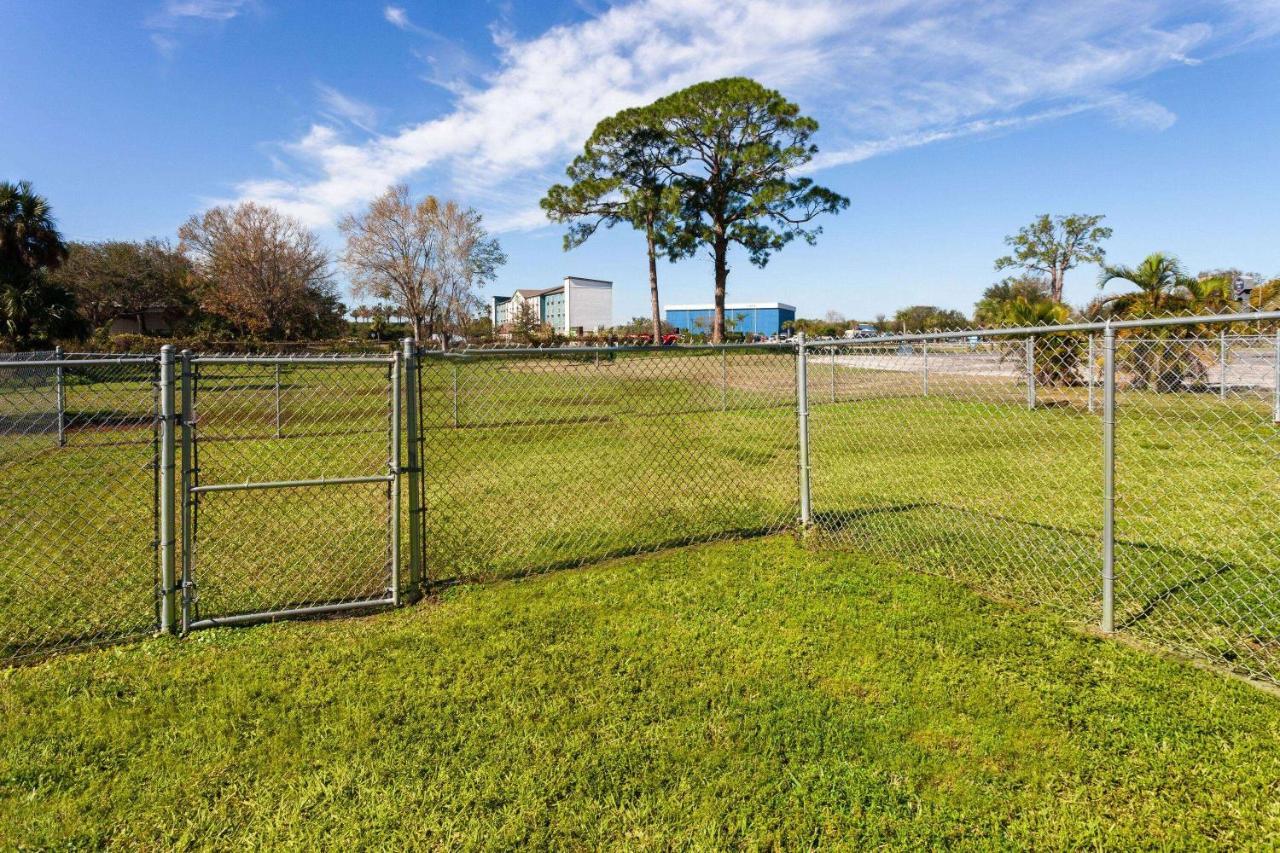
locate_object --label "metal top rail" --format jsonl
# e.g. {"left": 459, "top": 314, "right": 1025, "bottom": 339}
{"left": 422, "top": 340, "right": 796, "bottom": 358}
{"left": 0, "top": 355, "right": 157, "bottom": 368}
{"left": 823, "top": 311, "right": 1280, "bottom": 348}
{"left": 189, "top": 353, "right": 395, "bottom": 365}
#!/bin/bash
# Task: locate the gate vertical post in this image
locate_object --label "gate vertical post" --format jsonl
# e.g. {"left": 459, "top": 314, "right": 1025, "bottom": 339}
{"left": 401, "top": 338, "right": 423, "bottom": 597}
{"left": 451, "top": 364, "right": 459, "bottom": 429}
{"left": 796, "top": 333, "right": 811, "bottom": 529}
{"left": 274, "top": 363, "right": 282, "bottom": 439}
{"left": 55, "top": 345, "right": 66, "bottom": 447}
{"left": 720, "top": 348, "right": 728, "bottom": 411}
{"left": 922, "top": 339, "right": 929, "bottom": 397}
{"left": 158, "top": 346, "right": 177, "bottom": 634}
{"left": 389, "top": 350, "right": 402, "bottom": 606}
{"left": 179, "top": 350, "right": 194, "bottom": 634}
{"left": 830, "top": 345, "right": 837, "bottom": 403}
{"left": 1026, "top": 335, "right": 1036, "bottom": 410}
{"left": 1273, "top": 327, "right": 1280, "bottom": 424}
{"left": 1219, "top": 327, "right": 1228, "bottom": 401}
{"left": 1101, "top": 325, "right": 1116, "bottom": 633}
{"left": 1087, "top": 334, "right": 1096, "bottom": 413}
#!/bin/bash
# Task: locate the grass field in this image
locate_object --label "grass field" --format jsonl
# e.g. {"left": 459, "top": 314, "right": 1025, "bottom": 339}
{"left": 1, "top": 345, "right": 1277, "bottom": 682}
{"left": 5, "top": 537, "right": 1280, "bottom": 847}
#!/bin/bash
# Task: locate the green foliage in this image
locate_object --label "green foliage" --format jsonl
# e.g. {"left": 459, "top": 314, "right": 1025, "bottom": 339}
{"left": 995, "top": 214, "right": 1112, "bottom": 303}
{"left": 0, "top": 180, "right": 83, "bottom": 349}
{"left": 973, "top": 275, "right": 1061, "bottom": 326}
{"left": 1094, "top": 251, "right": 1193, "bottom": 317}
{"left": 892, "top": 305, "right": 968, "bottom": 333}
{"left": 0, "top": 270, "right": 85, "bottom": 349}
{"left": 48, "top": 239, "right": 195, "bottom": 333}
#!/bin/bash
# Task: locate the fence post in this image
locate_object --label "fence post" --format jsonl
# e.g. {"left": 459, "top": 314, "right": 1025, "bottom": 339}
{"left": 922, "top": 339, "right": 930, "bottom": 397}
{"left": 389, "top": 349, "right": 402, "bottom": 607}
{"left": 1219, "top": 327, "right": 1228, "bottom": 401}
{"left": 721, "top": 348, "right": 728, "bottom": 411}
{"left": 1274, "top": 327, "right": 1280, "bottom": 424}
{"left": 830, "top": 346, "right": 837, "bottom": 403}
{"left": 1101, "top": 325, "right": 1116, "bottom": 633}
{"left": 1026, "top": 335, "right": 1036, "bottom": 410}
{"left": 157, "top": 346, "right": 177, "bottom": 634}
{"left": 1087, "top": 334, "right": 1096, "bottom": 414}
{"left": 401, "top": 338, "right": 423, "bottom": 598}
{"left": 55, "top": 345, "right": 66, "bottom": 447}
{"left": 274, "top": 363, "right": 282, "bottom": 439}
{"left": 796, "top": 333, "right": 811, "bottom": 529}
{"left": 451, "top": 364, "right": 459, "bottom": 429}
{"left": 179, "top": 350, "right": 194, "bottom": 634}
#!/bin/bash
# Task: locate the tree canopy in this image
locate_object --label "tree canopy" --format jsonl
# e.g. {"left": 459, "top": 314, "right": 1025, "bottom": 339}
{"left": 49, "top": 240, "right": 194, "bottom": 333}
{"left": 995, "top": 214, "right": 1111, "bottom": 304}
{"left": 178, "top": 202, "right": 341, "bottom": 340}
{"left": 541, "top": 106, "right": 677, "bottom": 342}
{"left": 340, "top": 185, "right": 506, "bottom": 346}
{"left": 652, "top": 78, "right": 849, "bottom": 342}
{"left": 0, "top": 180, "right": 82, "bottom": 349}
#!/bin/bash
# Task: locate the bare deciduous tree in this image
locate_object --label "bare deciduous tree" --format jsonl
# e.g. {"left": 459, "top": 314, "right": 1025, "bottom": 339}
{"left": 178, "top": 202, "right": 333, "bottom": 339}
{"left": 339, "top": 185, "right": 506, "bottom": 347}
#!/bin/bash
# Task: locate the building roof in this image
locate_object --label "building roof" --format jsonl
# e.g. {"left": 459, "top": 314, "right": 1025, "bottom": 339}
{"left": 664, "top": 302, "right": 796, "bottom": 312}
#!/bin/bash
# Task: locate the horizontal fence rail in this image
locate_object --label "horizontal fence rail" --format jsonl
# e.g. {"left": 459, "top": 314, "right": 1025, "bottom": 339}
{"left": 0, "top": 313, "right": 1275, "bottom": 687}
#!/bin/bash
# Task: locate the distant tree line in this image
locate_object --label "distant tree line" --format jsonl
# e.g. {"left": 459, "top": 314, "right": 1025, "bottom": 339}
{"left": 0, "top": 179, "right": 505, "bottom": 351}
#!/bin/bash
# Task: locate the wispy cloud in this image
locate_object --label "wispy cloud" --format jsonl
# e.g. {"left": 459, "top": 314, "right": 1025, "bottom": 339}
{"left": 234, "top": 0, "right": 1279, "bottom": 230}
{"left": 146, "top": 0, "right": 256, "bottom": 55}
{"left": 316, "top": 84, "right": 379, "bottom": 133}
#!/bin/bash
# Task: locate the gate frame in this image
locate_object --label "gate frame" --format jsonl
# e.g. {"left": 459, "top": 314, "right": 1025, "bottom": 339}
{"left": 179, "top": 352, "right": 403, "bottom": 632}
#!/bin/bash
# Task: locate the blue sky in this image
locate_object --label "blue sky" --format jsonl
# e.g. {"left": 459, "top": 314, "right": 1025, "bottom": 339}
{"left": 4, "top": 0, "right": 1279, "bottom": 322}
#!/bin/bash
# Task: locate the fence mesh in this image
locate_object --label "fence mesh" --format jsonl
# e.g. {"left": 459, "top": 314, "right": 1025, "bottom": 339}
{"left": 418, "top": 345, "right": 799, "bottom": 583}
{"left": 1, "top": 319, "right": 1277, "bottom": 684}
{"left": 807, "top": 322, "right": 1280, "bottom": 683}
{"left": 0, "top": 355, "right": 159, "bottom": 660}
{"left": 182, "top": 357, "right": 397, "bottom": 627}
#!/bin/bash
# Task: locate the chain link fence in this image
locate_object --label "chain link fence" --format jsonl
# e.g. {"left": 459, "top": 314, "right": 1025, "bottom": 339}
{"left": 417, "top": 344, "right": 799, "bottom": 583}
{"left": 0, "top": 352, "right": 160, "bottom": 661}
{"left": 807, "top": 315, "right": 1280, "bottom": 682}
{"left": 0, "top": 313, "right": 1277, "bottom": 686}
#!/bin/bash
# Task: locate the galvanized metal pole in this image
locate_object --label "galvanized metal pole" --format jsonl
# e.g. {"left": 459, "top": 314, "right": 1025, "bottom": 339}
{"left": 796, "top": 333, "right": 811, "bottom": 528}
{"left": 1219, "top": 327, "right": 1228, "bottom": 401}
{"left": 829, "top": 346, "right": 837, "bottom": 403}
{"left": 1026, "top": 335, "right": 1036, "bottom": 410}
{"left": 922, "top": 339, "right": 929, "bottom": 397}
{"left": 401, "top": 338, "right": 423, "bottom": 596}
{"left": 720, "top": 348, "right": 728, "bottom": 411}
{"left": 1101, "top": 326, "right": 1116, "bottom": 633}
{"left": 55, "top": 345, "right": 66, "bottom": 447}
{"left": 1274, "top": 328, "right": 1280, "bottom": 424}
{"left": 274, "top": 363, "right": 282, "bottom": 439}
{"left": 179, "top": 350, "right": 194, "bottom": 634}
{"left": 1087, "top": 334, "right": 1096, "bottom": 414}
{"left": 451, "top": 364, "right": 459, "bottom": 429}
{"left": 389, "top": 351, "right": 402, "bottom": 606}
{"left": 157, "top": 346, "right": 177, "bottom": 634}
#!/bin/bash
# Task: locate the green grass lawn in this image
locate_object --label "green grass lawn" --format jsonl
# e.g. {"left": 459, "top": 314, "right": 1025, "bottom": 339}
{"left": 4, "top": 537, "right": 1280, "bottom": 848}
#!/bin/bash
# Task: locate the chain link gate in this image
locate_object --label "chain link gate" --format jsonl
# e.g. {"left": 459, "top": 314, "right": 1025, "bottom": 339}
{"left": 177, "top": 351, "right": 405, "bottom": 630}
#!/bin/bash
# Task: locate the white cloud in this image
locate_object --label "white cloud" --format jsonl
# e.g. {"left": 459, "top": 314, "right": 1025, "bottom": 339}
{"left": 234, "top": 0, "right": 1279, "bottom": 230}
{"left": 316, "top": 85, "right": 379, "bottom": 133}
{"left": 383, "top": 5, "right": 413, "bottom": 31}
{"left": 146, "top": 0, "right": 256, "bottom": 54}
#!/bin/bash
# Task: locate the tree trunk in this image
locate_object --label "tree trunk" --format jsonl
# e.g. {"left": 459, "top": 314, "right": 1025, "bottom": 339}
{"left": 646, "top": 216, "right": 661, "bottom": 344}
{"left": 1051, "top": 268, "right": 1065, "bottom": 304}
{"left": 712, "top": 235, "right": 728, "bottom": 344}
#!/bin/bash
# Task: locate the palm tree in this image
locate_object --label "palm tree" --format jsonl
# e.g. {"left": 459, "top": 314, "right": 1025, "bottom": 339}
{"left": 1095, "top": 252, "right": 1192, "bottom": 317}
{"left": 1095, "top": 252, "right": 1217, "bottom": 391}
{"left": 0, "top": 180, "right": 68, "bottom": 277}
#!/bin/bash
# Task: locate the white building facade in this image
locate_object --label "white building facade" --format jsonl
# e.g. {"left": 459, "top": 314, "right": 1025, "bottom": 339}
{"left": 492, "top": 277, "right": 613, "bottom": 334}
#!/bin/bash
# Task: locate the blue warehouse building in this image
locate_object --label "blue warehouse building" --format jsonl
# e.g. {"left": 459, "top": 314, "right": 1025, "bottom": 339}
{"left": 664, "top": 302, "right": 796, "bottom": 337}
